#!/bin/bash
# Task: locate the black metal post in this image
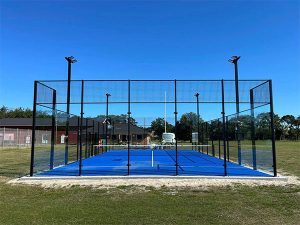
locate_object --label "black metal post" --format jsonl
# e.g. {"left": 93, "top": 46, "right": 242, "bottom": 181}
{"left": 250, "top": 89, "right": 257, "bottom": 170}
{"left": 85, "top": 119, "right": 88, "bottom": 158}
{"left": 195, "top": 93, "right": 200, "bottom": 152}
{"left": 92, "top": 120, "right": 95, "bottom": 156}
{"left": 102, "top": 123, "right": 105, "bottom": 151}
{"left": 76, "top": 117, "right": 80, "bottom": 160}
{"left": 226, "top": 116, "right": 230, "bottom": 161}
{"left": 50, "top": 90, "right": 56, "bottom": 170}
{"left": 205, "top": 122, "right": 208, "bottom": 155}
{"left": 76, "top": 117, "right": 80, "bottom": 161}
{"left": 201, "top": 123, "right": 204, "bottom": 153}
{"left": 174, "top": 79, "right": 178, "bottom": 176}
{"left": 221, "top": 80, "right": 227, "bottom": 176}
{"left": 229, "top": 56, "right": 241, "bottom": 165}
{"left": 64, "top": 56, "right": 77, "bottom": 165}
{"left": 218, "top": 119, "right": 221, "bottom": 159}
{"left": 212, "top": 139, "right": 215, "bottom": 156}
{"left": 98, "top": 121, "right": 100, "bottom": 143}
{"left": 105, "top": 93, "right": 111, "bottom": 152}
{"left": 269, "top": 80, "right": 277, "bottom": 176}
{"left": 127, "top": 80, "right": 131, "bottom": 175}
{"left": 30, "top": 81, "right": 38, "bottom": 176}
{"left": 88, "top": 132, "right": 91, "bottom": 157}
{"left": 111, "top": 121, "right": 115, "bottom": 145}
{"left": 79, "top": 80, "right": 84, "bottom": 176}
{"left": 98, "top": 121, "right": 100, "bottom": 154}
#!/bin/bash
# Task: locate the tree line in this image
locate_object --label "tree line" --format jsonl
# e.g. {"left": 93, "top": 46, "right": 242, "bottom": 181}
{"left": 1, "top": 106, "right": 299, "bottom": 140}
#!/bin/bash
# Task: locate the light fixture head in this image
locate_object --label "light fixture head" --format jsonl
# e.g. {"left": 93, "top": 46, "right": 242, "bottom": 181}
{"left": 65, "top": 56, "right": 77, "bottom": 63}
{"left": 228, "top": 56, "right": 241, "bottom": 63}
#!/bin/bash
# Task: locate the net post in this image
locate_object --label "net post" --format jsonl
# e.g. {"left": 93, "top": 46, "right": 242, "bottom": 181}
{"left": 221, "top": 80, "right": 227, "bottom": 176}
{"left": 269, "top": 80, "right": 277, "bottom": 177}
{"left": 50, "top": 89, "right": 56, "bottom": 170}
{"left": 174, "top": 79, "right": 178, "bottom": 176}
{"left": 79, "top": 80, "right": 84, "bottom": 176}
{"left": 98, "top": 121, "right": 100, "bottom": 144}
{"left": 127, "top": 80, "right": 131, "bottom": 175}
{"left": 250, "top": 88, "right": 257, "bottom": 170}
{"left": 30, "top": 80, "right": 38, "bottom": 176}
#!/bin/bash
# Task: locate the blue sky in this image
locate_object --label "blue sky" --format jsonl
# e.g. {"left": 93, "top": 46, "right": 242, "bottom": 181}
{"left": 0, "top": 0, "right": 299, "bottom": 120}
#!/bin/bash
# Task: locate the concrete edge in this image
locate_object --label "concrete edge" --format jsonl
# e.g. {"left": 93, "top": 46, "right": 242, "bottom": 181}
{"left": 17, "top": 175, "right": 288, "bottom": 182}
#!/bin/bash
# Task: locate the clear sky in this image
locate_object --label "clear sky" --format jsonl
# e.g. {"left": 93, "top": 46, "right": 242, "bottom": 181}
{"left": 0, "top": 0, "right": 299, "bottom": 119}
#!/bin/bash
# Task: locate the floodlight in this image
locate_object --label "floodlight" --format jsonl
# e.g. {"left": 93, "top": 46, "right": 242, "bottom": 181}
{"left": 228, "top": 56, "right": 240, "bottom": 64}
{"left": 65, "top": 56, "right": 77, "bottom": 63}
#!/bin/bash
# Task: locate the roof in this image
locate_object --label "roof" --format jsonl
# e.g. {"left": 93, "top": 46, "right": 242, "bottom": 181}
{"left": 0, "top": 118, "right": 144, "bottom": 134}
{"left": 0, "top": 118, "right": 32, "bottom": 127}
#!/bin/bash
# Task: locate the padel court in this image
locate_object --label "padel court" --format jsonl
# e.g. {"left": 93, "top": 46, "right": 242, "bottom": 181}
{"left": 37, "top": 148, "right": 271, "bottom": 177}
{"left": 31, "top": 79, "right": 277, "bottom": 177}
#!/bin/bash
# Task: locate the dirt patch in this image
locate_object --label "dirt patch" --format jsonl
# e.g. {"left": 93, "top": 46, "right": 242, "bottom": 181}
{"left": 7, "top": 175, "right": 300, "bottom": 189}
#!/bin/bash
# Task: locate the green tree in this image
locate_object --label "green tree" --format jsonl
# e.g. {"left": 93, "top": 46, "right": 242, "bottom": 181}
{"left": 255, "top": 113, "right": 271, "bottom": 140}
{"left": 0, "top": 106, "right": 33, "bottom": 118}
{"left": 295, "top": 116, "right": 300, "bottom": 140}
{"left": 177, "top": 112, "right": 204, "bottom": 142}
{"left": 150, "top": 118, "right": 174, "bottom": 139}
{"left": 273, "top": 114, "right": 283, "bottom": 140}
{"left": 0, "top": 106, "right": 8, "bottom": 118}
{"left": 281, "top": 115, "right": 296, "bottom": 140}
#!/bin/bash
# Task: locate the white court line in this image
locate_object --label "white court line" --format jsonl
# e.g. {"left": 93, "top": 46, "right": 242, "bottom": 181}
{"left": 152, "top": 150, "right": 154, "bottom": 167}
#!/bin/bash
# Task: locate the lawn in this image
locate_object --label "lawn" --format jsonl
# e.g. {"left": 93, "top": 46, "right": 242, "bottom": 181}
{"left": 276, "top": 141, "right": 300, "bottom": 177}
{"left": 0, "top": 141, "right": 299, "bottom": 225}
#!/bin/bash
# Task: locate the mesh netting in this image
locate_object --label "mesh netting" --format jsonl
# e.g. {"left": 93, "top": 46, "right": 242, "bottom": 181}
{"left": 31, "top": 79, "right": 275, "bottom": 177}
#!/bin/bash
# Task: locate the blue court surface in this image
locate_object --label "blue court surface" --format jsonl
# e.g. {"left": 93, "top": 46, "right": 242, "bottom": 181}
{"left": 37, "top": 149, "right": 272, "bottom": 177}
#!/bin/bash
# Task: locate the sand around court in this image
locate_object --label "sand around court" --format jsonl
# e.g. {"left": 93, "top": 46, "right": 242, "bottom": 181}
{"left": 7, "top": 174, "right": 300, "bottom": 189}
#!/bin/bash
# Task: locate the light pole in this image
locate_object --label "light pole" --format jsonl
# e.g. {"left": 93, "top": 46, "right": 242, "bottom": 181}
{"left": 195, "top": 93, "right": 200, "bottom": 152}
{"left": 64, "top": 56, "right": 77, "bottom": 165}
{"left": 228, "top": 56, "right": 241, "bottom": 165}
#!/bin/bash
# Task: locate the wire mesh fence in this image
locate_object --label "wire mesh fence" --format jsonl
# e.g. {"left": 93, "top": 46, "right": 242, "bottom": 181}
{"left": 0, "top": 127, "right": 33, "bottom": 148}
{"left": 29, "top": 79, "right": 276, "bottom": 177}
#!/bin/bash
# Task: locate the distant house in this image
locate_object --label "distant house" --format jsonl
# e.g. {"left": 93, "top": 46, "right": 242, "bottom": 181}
{"left": 0, "top": 118, "right": 147, "bottom": 146}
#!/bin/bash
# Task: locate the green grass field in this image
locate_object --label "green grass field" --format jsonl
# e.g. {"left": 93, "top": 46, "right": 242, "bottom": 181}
{"left": 0, "top": 141, "right": 299, "bottom": 225}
